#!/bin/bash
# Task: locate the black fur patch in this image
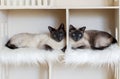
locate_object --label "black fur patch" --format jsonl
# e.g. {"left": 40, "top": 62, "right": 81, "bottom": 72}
{"left": 91, "top": 46, "right": 109, "bottom": 50}
{"left": 61, "top": 46, "right": 66, "bottom": 52}
{"left": 72, "top": 46, "right": 86, "bottom": 50}
{"left": 44, "top": 44, "right": 53, "bottom": 51}
{"left": 5, "top": 40, "right": 18, "bottom": 49}
{"left": 112, "top": 38, "right": 117, "bottom": 44}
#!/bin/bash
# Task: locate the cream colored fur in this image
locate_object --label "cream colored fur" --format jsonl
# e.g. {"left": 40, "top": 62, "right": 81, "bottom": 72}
{"left": 9, "top": 33, "right": 65, "bottom": 50}
{"left": 70, "top": 31, "right": 114, "bottom": 49}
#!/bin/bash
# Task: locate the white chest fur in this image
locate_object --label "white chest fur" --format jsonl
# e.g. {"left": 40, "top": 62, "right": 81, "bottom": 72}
{"left": 37, "top": 34, "right": 65, "bottom": 50}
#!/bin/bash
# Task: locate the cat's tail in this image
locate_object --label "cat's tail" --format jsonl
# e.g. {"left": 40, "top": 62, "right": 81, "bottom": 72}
{"left": 5, "top": 40, "right": 18, "bottom": 49}
{"left": 112, "top": 37, "right": 117, "bottom": 44}
{"left": 5, "top": 40, "right": 10, "bottom": 47}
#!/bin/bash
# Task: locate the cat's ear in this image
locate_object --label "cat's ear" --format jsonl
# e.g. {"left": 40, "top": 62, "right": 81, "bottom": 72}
{"left": 69, "top": 25, "right": 76, "bottom": 32}
{"left": 58, "top": 23, "right": 64, "bottom": 30}
{"left": 79, "top": 26, "right": 86, "bottom": 33}
{"left": 48, "top": 26, "right": 55, "bottom": 33}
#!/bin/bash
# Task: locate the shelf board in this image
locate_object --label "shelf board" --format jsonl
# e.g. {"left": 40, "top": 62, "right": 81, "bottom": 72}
{"left": 68, "top": 6, "right": 119, "bottom": 9}
{"left": 0, "top": 6, "right": 119, "bottom": 9}
{"left": 0, "top": 6, "right": 66, "bottom": 9}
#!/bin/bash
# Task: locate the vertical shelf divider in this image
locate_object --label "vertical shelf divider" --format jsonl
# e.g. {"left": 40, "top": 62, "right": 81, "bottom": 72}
{"left": 118, "top": 0, "right": 120, "bottom": 46}
{"left": 115, "top": 1, "right": 120, "bottom": 79}
{"left": 48, "top": 61, "right": 52, "bottom": 79}
{"left": 66, "top": 8, "right": 69, "bottom": 51}
{"left": 119, "top": 5, "right": 120, "bottom": 46}
{"left": 0, "top": 10, "right": 8, "bottom": 49}
{"left": 115, "top": 64, "right": 120, "bottom": 79}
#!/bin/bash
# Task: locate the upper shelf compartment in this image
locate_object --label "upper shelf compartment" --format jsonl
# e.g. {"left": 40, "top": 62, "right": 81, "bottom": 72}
{"left": 54, "top": 0, "right": 119, "bottom": 8}
{"left": 0, "top": 0, "right": 54, "bottom": 9}
{"left": 0, "top": 0, "right": 119, "bottom": 9}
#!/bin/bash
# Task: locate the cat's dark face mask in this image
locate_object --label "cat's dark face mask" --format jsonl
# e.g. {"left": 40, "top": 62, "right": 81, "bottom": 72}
{"left": 69, "top": 25, "right": 86, "bottom": 42}
{"left": 48, "top": 23, "right": 66, "bottom": 42}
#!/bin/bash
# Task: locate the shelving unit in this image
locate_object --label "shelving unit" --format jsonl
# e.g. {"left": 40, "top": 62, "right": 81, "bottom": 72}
{"left": 0, "top": 0, "right": 120, "bottom": 79}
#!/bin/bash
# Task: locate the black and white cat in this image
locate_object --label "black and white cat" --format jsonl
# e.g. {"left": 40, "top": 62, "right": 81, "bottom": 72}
{"left": 69, "top": 25, "right": 117, "bottom": 50}
{"left": 5, "top": 23, "right": 66, "bottom": 52}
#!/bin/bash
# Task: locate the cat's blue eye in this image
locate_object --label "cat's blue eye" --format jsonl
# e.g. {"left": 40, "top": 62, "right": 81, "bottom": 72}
{"left": 79, "top": 34, "right": 81, "bottom": 37}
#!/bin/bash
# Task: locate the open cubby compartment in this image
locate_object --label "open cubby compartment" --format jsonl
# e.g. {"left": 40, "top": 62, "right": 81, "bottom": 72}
{"left": 64, "top": 9, "right": 120, "bottom": 66}
{"left": 0, "top": 9, "right": 66, "bottom": 65}
{"left": 62, "top": 9, "right": 120, "bottom": 79}
{"left": 69, "top": 9, "right": 119, "bottom": 43}
{"left": 54, "top": 0, "right": 119, "bottom": 8}
{"left": 0, "top": 65, "right": 49, "bottom": 79}
{"left": 51, "top": 63, "right": 114, "bottom": 79}
{"left": 0, "top": 9, "right": 66, "bottom": 47}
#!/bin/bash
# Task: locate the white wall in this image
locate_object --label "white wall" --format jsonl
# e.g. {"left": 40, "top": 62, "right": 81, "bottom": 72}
{"left": 70, "top": 9, "right": 116, "bottom": 36}
{"left": 7, "top": 9, "right": 117, "bottom": 37}
{"left": 7, "top": 10, "right": 66, "bottom": 38}
{"left": 0, "top": 11, "right": 8, "bottom": 47}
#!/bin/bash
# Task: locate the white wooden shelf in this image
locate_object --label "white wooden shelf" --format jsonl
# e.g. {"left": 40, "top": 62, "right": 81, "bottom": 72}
{"left": 0, "top": 6, "right": 119, "bottom": 9}
{"left": 68, "top": 6, "right": 119, "bottom": 9}
{"left": 0, "top": 0, "right": 120, "bottom": 79}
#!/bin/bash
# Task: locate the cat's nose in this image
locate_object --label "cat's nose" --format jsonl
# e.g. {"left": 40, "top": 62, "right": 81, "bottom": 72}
{"left": 74, "top": 37, "right": 79, "bottom": 41}
{"left": 59, "top": 37, "right": 62, "bottom": 41}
